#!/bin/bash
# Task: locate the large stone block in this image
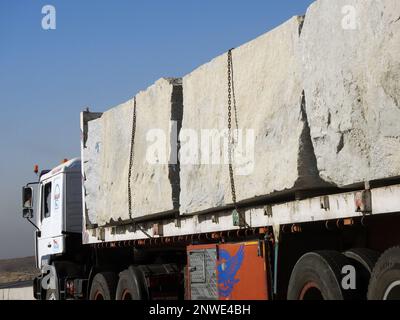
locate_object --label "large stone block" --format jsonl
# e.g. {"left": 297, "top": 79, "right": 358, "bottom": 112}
{"left": 301, "top": 0, "right": 400, "bottom": 186}
{"left": 180, "top": 17, "right": 328, "bottom": 215}
{"left": 84, "top": 117, "right": 103, "bottom": 226}
{"left": 83, "top": 78, "right": 182, "bottom": 226}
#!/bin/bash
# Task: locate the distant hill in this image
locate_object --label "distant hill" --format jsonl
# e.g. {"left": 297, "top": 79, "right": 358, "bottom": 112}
{"left": 0, "top": 256, "right": 39, "bottom": 285}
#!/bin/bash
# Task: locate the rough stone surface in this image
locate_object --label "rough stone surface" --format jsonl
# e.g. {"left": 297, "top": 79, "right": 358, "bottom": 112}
{"left": 180, "top": 0, "right": 400, "bottom": 215}
{"left": 301, "top": 0, "right": 400, "bottom": 186}
{"left": 84, "top": 118, "right": 103, "bottom": 225}
{"left": 83, "top": 78, "right": 182, "bottom": 226}
{"left": 180, "top": 17, "right": 327, "bottom": 215}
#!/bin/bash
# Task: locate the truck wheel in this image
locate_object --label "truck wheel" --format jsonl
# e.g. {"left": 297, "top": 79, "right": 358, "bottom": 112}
{"left": 344, "top": 248, "right": 380, "bottom": 274}
{"left": 89, "top": 272, "right": 118, "bottom": 300}
{"left": 344, "top": 248, "right": 380, "bottom": 299}
{"left": 287, "top": 251, "right": 355, "bottom": 300}
{"left": 368, "top": 246, "right": 400, "bottom": 300}
{"left": 116, "top": 266, "right": 148, "bottom": 300}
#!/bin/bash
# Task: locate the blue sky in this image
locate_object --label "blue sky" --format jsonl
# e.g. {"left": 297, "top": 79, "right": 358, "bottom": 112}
{"left": 0, "top": 0, "right": 315, "bottom": 259}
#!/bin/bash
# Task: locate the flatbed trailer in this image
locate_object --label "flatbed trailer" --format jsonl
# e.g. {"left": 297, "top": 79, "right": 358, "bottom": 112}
{"left": 82, "top": 180, "right": 400, "bottom": 246}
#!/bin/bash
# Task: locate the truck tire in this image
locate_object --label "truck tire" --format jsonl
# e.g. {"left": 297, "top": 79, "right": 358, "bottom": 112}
{"left": 116, "top": 266, "right": 148, "bottom": 300}
{"left": 368, "top": 246, "right": 400, "bottom": 300}
{"left": 344, "top": 248, "right": 380, "bottom": 274}
{"left": 344, "top": 248, "right": 380, "bottom": 299}
{"left": 287, "top": 251, "right": 356, "bottom": 300}
{"left": 89, "top": 272, "right": 118, "bottom": 300}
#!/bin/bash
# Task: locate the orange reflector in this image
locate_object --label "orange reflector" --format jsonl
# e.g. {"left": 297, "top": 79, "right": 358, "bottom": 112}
{"left": 63, "top": 159, "right": 68, "bottom": 164}
{"left": 343, "top": 218, "right": 354, "bottom": 226}
{"left": 34, "top": 165, "right": 39, "bottom": 174}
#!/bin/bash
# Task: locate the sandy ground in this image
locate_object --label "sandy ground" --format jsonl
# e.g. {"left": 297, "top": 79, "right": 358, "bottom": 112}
{"left": 0, "top": 256, "right": 39, "bottom": 285}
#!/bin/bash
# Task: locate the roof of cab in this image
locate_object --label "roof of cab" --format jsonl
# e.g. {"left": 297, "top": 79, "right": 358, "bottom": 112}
{"left": 40, "top": 158, "right": 81, "bottom": 181}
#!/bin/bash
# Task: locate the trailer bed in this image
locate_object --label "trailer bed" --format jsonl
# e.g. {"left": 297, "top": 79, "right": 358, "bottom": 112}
{"left": 82, "top": 183, "right": 400, "bottom": 245}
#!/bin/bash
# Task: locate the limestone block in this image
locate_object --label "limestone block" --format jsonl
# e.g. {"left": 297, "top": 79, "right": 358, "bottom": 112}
{"left": 301, "top": 0, "right": 400, "bottom": 186}
{"left": 84, "top": 118, "right": 103, "bottom": 225}
{"left": 83, "top": 78, "right": 182, "bottom": 226}
{"left": 180, "top": 17, "right": 327, "bottom": 215}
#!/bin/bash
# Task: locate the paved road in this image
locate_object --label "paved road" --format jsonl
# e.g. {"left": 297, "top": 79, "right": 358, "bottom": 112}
{"left": 0, "top": 280, "right": 33, "bottom": 289}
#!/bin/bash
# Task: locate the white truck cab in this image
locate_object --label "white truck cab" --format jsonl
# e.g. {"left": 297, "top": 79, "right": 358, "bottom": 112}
{"left": 22, "top": 158, "right": 83, "bottom": 269}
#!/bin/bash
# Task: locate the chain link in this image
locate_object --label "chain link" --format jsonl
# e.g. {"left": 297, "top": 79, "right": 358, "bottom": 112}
{"left": 227, "top": 49, "right": 238, "bottom": 207}
{"left": 228, "top": 49, "right": 250, "bottom": 229}
{"left": 126, "top": 98, "right": 159, "bottom": 239}
{"left": 128, "top": 96, "right": 137, "bottom": 220}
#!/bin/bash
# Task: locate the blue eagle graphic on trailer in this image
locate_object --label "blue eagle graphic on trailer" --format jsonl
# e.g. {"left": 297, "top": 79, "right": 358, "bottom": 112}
{"left": 217, "top": 245, "right": 245, "bottom": 298}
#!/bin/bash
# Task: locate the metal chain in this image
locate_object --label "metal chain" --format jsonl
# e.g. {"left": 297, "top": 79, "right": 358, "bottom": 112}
{"left": 228, "top": 49, "right": 250, "bottom": 229}
{"left": 127, "top": 98, "right": 153, "bottom": 239}
{"left": 230, "top": 52, "right": 239, "bottom": 136}
{"left": 128, "top": 96, "right": 137, "bottom": 220}
{"left": 227, "top": 49, "right": 238, "bottom": 207}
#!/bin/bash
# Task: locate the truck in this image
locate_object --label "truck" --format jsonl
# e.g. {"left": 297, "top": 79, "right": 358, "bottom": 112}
{"left": 21, "top": 0, "right": 400, "bottom": 300}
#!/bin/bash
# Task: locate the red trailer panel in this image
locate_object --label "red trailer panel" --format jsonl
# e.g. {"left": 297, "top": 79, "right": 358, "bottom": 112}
{"left": 187, "top": 241, "right": 269, "bottom": 300}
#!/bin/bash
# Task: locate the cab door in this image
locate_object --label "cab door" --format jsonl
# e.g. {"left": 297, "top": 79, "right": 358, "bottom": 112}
{"left": 37, "top": 174, "right": 65, "bottom": 266}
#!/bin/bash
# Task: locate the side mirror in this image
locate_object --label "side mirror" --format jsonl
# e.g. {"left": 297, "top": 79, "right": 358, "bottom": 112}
{"left": 23, "top": 208, "right": 34, "bottom": 219}
{"left": 22, "top": 187, "right": 34, "bottom": 218}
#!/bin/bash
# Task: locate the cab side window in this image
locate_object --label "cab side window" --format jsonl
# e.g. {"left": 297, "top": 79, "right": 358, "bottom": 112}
{"left": 42, "top": 182, "right": 52, "bottom": 219}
